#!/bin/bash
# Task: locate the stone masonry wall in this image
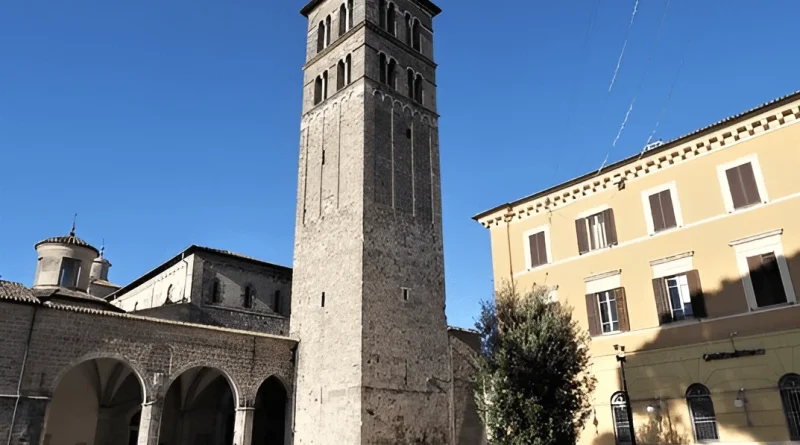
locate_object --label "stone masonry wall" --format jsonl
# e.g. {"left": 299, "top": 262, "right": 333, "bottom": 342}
{"left": 0, "top": 301, "right": 296, "bottom": 445}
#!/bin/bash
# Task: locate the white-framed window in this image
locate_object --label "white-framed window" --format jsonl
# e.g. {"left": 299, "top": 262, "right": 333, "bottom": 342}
{"left": 730, "top": 229, "right": 796, "bottom": 310}
{"left": 597, "top": 290, "right": 620, "bottom": 334}
{"left": 716, "top": 154, "right": 769, "bottom": 213}
{"left": 641, "top": 182, "right": 683, "bottom": 235}
{"left": 523, "top": 225, "right": 551, "bottom": 270}
{"left": 665, "top": 274, "right": 693, "bottom": 320}
{"left": 576, "top": 206, "right": 618, "bottom": 254}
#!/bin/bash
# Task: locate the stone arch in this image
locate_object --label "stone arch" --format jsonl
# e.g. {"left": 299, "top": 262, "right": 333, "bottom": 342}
{"left": 251, "top": 376, "right": 289, "bottom": 445}
{"left": 159, "top": 365, "right": 239, "bottom": 445}
{"left": 44, "top": 356, "right": 146, "bottom": 445}
{"left": 48, "top": 352, "right": 147, "bottom": 400}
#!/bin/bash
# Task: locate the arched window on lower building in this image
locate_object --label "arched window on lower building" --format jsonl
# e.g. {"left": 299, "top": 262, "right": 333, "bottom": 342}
{"left": 378, "top": 0, "right": 386, "bottom": 29}
{"left": 407, "top": 68, "right": 415, "bottom": 98}
{"left": 345, "top": 55, "right": 352, "bottom": 85}
{"left": 687, "top": 384, "right": 719, "bottom": 441}
{"left": 244, "top": 285, "right": 255, "bottom": 309}
{"left": 780, "top": 373, "right": 800, "bottom": 440}
{"left": 347, "top": 0, "right": 353, "bottom": 30}
{"left": 322, "top": 70, "right": 329, "bottom": 100}
{"left": 412, "top": 18, "right": 421, "bottom": 52}
{"left": 210, "top": 279, "right": 221, "bottom": 303}
{"left": 610, "top": 391, "right": 633, "bottom": 445}
{"left": 273, "top": 290, "right": 282, "bottom": 314}
{"left": 325, "top": 15, "right": 332, "bottom": 46}
{"left": 404, "top": 13, "right": 412, "bottom": 46}
{"left": 166, "top": 284, "right": 173, "bottom": 303}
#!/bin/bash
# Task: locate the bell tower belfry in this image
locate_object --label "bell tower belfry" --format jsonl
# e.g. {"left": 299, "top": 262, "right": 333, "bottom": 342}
{"left": 291, "top": 0, "right": 449, "bottom": 443}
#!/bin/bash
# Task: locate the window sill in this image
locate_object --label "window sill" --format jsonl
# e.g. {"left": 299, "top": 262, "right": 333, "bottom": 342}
{"left": 728, "top": 201, "right": 768, "bottom": 213}
{"left": 748, "top": 301, "right": 794, "bottom": 312}
{"left": 649, "top": 225, "right": 683, "bottom": 237}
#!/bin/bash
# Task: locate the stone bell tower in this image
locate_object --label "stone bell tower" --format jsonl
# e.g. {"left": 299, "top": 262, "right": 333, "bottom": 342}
{"left": 290, "top": 0, "right": 451, "bottom": 443}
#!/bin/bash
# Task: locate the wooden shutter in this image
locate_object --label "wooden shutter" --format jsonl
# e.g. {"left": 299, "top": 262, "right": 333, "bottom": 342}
{"left": 649, "top": 193, "right": 666, "bottom": 233}
{"left": 686, "top": 270, "right": 707, "bottom": 318}
{"left": 652, "top": 278, "right": 672, "bottom": 324}
{"left": 528, "top": 232, "right": 547, "bottom": 268}
{"left": 660, "top": 190, "right": 677, "bottom": 229}
{"left": 604, "top": 209, "right": 619, "bottom": 246}
{"left": 615, "top": 287, "right": 630, "bottom": 332}
{"left": 576, "top": 218, "right": 589, "bottom": 254}
{"left": 585, "top": 293, "right": 601, "bottom": 337}
{"left": 738, "top": 163, "right": 761, "bottom": 205}
{"left": 726, "top": 167, "right": 746, "bottom": 209}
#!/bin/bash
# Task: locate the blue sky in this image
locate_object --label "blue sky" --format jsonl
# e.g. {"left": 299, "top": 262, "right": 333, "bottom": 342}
{"left": 1, "top": 0, "right": 797, "bottom": 329}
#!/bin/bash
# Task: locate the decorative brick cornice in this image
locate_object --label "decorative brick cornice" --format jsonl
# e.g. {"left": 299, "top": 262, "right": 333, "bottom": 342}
{"left": 476, "top": 95, "right": 800, "bottom": 229}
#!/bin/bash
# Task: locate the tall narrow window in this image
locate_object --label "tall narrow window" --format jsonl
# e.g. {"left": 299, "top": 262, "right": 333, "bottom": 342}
{"left": 58, "top": 257, "right": 81, "bottom": 288}
{"left": 725, "top": 162, "right": 761, "bottom": 210}
{"left": 322, "top": 70, "right": 329, "bottom": 100}
{"left": 321, "top": 292, "right": 326, "bottom": 308}
{"left": 414, "top": 74, "right": 423, "bottom": 103}
{"left": 747, "top": 251, "right": 788, "bottom": 307}
{"left": 575, "top": 209, "right": 618, "bottom": 254}
{"left": 314, "top": 76, "right": 323, "bottom": 105}
{"left": 611, "top": 392, "right": 633, "bottom": 445}
{"left": 780, "top": 374, "right": 800, "bottom": 440}
{"left": 273, "top": 290, "right": 282, "bottom": 313}
{"left": 653, "top": 270, "right": 707, "bottom": 324}
{"left": 166, "top": 285, "right": 174, "bottom": 303}
{"left": 244, "top": 285, "right": 255, "bottom": 309}
{"left": 387, "top": 3, "right": 396, "bottom": 36}
{"left": 211, "top": 279, "right": 221, "bottom": 303}
{"left": 345, "top": 54, "right": 352, "bottom": 84}
{"left": 325, "top": 15, "right": 332, "bottom": 46}
{"left": 412, "top": 18, "right": 421, "bottom": 51}
{"left": 687, "top": 384, "right": 719, "bottom": 441}
{"left": 347, "top": 0, "right": 353, "bottom": 30}
{"left": 317, "top": 21, "right": 325, "bottom": 52}
{"left": 597, "top": 290, "right": 619, "bottom": 334}
{"left": 407, "top": 69, "right": 415, "bottom": 98}
{"left": 387, "top": 58, "right": 397, "bottom": 89}
{"left": 379, "top": 53, "right": 387, "bottom": 84}
{"left": 339, "top": 4, "right": 347, "bottom": 36}
{"left": 404, "top": 13, "right": 412, "bottom": 45}
{"left": 337, "top": 60, "right": 346, "bottom": 90}
{"left": 378, "top": 0, "right": 386, "bottom": 29}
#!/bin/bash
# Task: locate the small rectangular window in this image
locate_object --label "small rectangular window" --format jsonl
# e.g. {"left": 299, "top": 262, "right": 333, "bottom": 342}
{"left": 648, "top": 189, "right": 677, "bottom": 233}
{"left": 58, "top": 258, "right": 81, "bottom": 288}
{"left": 402, "top": 288, "right": 410, "bottom": 301}
{"left": 321, "top": 292, "right": 326, "bottom": 307}
{"left": 725, "top": 162, "right": 761, "bottom": 210}
{"left": 747, "top": 252, "right": 788, "bottom": 307}
{"left": 527, "top": 231, "right": 548, "bottom": 268}
{"left": 576, "top": 209, "right": 617, "bottom": 254}
{"left": 665, "top": 274, "right": 693, "bottom": 320}
{"left": 406, "top": 128, "right": 412, "bottom": 139}
{"left": 596, "top": 290, "right": 620, "bottom": 334}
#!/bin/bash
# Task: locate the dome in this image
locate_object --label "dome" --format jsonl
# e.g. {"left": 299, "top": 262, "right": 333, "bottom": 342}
{"left": 35, "top": 229, "right": 99, "bottom": 255}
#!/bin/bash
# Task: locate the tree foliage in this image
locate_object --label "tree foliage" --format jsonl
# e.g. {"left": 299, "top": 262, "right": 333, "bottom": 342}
{"left": 474, "top": 284, "right": 596, "bottom": 445}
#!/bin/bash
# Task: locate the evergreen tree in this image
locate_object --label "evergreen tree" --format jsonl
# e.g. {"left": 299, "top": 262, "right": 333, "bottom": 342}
{"left": 475, "top": 284, "right": 596, "bottom": 445}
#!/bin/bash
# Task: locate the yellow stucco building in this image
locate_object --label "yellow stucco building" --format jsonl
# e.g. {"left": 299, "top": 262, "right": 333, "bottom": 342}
{"left": 474, "top": 91, "right": 800, "bottom": 445}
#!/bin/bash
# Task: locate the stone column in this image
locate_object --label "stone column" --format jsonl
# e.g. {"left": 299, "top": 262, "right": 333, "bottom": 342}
{"left": 233, "top": 407, "right": 254, "bottom": 445}
{"left": 3, "top": 396, "right": 50, "bottom": 445}
{"left": 137, "top": 400, "right": 162, "bottom": 445}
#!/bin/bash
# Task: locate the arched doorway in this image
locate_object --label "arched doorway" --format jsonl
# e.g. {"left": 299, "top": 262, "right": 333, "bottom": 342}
{"left": 44, "top": 358, "right": 144, "bottom": 445}
{"left": 159, "top": 367, "right": 236, "bottom": 445}
{"left": 252, "top": 376, "right": 288, "bottom": 445}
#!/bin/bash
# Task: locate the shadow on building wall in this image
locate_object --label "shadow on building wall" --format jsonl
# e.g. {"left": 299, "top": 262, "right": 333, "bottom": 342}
{"left": 589, "top": 249, "right": 800, "bottom": 445}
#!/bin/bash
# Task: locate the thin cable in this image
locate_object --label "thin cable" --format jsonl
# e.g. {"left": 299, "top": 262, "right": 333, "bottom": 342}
{"left": 608, "top": 0, "right": 640, "bottom": 92}
{"left": 599, "top": 0, "right": 671, "bottom": 172}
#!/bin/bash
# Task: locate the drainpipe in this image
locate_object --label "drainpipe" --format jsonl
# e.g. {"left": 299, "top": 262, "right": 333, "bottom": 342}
{"left": 503, "top": 207, "right": 516, "bottom": 293}
{"left": 7, "top": 305, "right": 38, "bottom": 445}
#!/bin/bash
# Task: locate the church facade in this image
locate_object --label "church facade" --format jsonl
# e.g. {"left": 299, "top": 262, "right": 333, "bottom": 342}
{"left": 0, "top": 1, "right": 485, "bottom": 445}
